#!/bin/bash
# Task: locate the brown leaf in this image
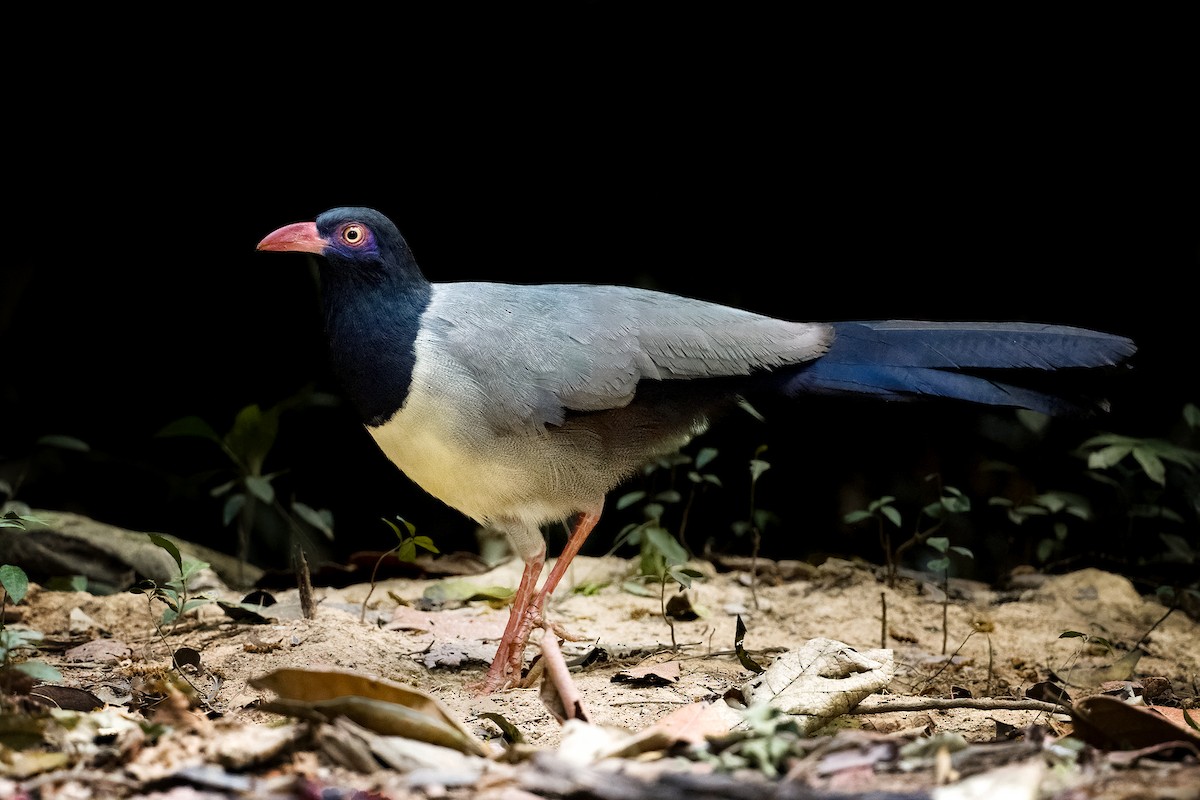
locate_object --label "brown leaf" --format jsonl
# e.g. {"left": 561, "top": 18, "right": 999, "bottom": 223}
{"left": 644, "top": 701, "right": 736, "bottom": 747}
{"left": 249, "top": 668, "right": 489, "bottom": 757}
{"left": 29, "top": 685, "right": 103, "bottom": 711}
{"left": 64, "top": 638, "right": 132, "bottom": 664}
{"left": 1070, "top": 694, "right": 1200, "bottom": 752}
{"left": 611, "top": 661, "right": 681, "bottom": 686}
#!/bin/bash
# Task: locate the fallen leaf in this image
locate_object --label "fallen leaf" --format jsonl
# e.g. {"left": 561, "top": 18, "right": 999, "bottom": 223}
{"left": 29, "top": 685, "right": 103, "bottom": 711}
{"left": 640, "top": 700, "right": 738, "bottom": 747}
{"left": 249, "top": 668, "right": 490, "bottom": 757}
{"left": 734, "top": 614, "right": 764, "bottom": 674}
{"left": 422, "top": 580, "right": 514, "bottom": 606}
{"left": 741, "top": 638, "right": 894, "bottom": 734}
{"left": 611, "top": 661, "right": 680, "bottom": 685}
{"left": 64, "top": 638, "right": 132, "bottom": 664}
{"left": 1069, "top": 694, "right": 1200, "bottom": 752}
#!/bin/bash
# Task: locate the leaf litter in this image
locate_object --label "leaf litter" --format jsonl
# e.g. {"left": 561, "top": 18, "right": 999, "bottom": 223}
{"left": 1, "top": 512, "right": 1198, "bottom": 799}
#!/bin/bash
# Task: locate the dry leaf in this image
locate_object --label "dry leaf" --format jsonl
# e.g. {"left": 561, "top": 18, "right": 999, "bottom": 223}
{"left": 249, "top": 668, "right": 489, "bottom": 757}
{"left": 1069, "top": 694, "right": 1200, "bottom": 752}
{"left": 611, "top": 661, "right": 681, "bottom": 685}
{"left": 742, "top": 638, "right": 893, "bottom": 734}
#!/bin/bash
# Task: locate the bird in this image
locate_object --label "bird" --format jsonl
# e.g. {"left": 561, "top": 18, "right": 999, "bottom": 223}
{"left": 257, "top": 206, "right": 1136, "bottom": 694}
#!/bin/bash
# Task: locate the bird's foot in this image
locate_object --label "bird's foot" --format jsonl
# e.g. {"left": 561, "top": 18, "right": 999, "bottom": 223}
{"left": 472, "top": 601, "right": 587, "bottom": 694}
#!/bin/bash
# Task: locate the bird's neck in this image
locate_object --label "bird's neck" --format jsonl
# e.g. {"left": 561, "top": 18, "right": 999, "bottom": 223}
{"left": 320, "top": 271, "right": 432, "bottom": 427}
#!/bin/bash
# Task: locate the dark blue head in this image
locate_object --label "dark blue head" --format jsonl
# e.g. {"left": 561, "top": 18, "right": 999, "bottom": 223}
{"left": 258, "top": 207, "right": 432, "bottom": 426}
{"left": 258, "top": 206, "right": 424, "bottom": 284}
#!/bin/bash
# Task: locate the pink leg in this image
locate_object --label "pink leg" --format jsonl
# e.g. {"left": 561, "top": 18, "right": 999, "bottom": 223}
{"left": 529, "top": 509, "right": 602, "bottom": 622}
{"left": 473, "top": 509, "right": 604, "bottom": 694}
{"left": 474, "top": 548, "right": 544, "bottom": 694}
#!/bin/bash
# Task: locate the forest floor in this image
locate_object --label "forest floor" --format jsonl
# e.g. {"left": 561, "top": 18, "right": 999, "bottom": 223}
{"left": 2, "top": 511, "right": 1198, "bottom": 799}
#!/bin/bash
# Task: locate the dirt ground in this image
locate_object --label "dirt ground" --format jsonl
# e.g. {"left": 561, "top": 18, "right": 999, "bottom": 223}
{"left": 3, "top": 511, "right": 1199, "bottom": 798}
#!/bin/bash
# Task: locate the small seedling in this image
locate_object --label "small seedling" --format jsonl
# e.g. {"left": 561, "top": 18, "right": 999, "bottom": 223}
{"left": 988, "top": 490, "right": 1092, "bottom": 565}
{"left": 360, "top": 516, "right": 439, "bottom": 622}
{"left": 730, "top": 446, "right": 775, "bottom": 608}
{"left": 844, "top": 477, "right": 970, "bottom": 588}
{"left": 925, "top": 536, "right": 975, "bottom": 655}
{"left": 132, "top": 534, "right": 216, "bottom": 630}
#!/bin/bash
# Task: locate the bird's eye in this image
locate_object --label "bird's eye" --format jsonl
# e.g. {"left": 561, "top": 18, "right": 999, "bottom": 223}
{"left": 341, "top": 223, "right": 367, "bottom": 246}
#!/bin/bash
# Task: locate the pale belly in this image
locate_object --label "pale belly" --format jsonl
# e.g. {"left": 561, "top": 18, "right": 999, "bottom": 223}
{"left": 365, "top": 392, "right": 580, "bottom": 530}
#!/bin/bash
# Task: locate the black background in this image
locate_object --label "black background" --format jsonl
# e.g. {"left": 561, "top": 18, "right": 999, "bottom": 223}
{"left": 3, "top": 10, "right": 1195, "bottom": 583}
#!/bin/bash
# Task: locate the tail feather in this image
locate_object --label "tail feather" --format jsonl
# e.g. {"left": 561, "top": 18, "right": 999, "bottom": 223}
{"left": 784, "top": 321, "right": 1136, "bottom": 415}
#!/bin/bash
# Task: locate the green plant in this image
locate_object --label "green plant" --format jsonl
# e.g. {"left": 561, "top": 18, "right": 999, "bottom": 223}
{"left": 157, "top": 387, "right": 337, "bottom": 578}
{"left": 988, "top": 490, "right": 1092, "bottom": 565}
{"left": 925, "top": 535, "right": 975, "bottom": 655}
{"left": 692, "top": 702, "right": 804, "bottom": 777}
{"left": 1, "top": 563, "right": 63, "bottom": 685}
{"left": 615, "top": 446, "right": 721, "bottom": 559}
{"left": 612, "top": 452, "right": 711, "bottom": 648}
{"left": 360, "top": 516, "right": 439, "bottom": 622}
{"left": 1077, "top": 404, "right": 1200, "bottom": 574}
{"left": 131, "top": 534, "right": 217, "bottom": 630}
{"left": 730, "top": 446, "right": 775, "bottom": 608}
{"left": 844, "top": 476, "right": 971, "bottom": 588}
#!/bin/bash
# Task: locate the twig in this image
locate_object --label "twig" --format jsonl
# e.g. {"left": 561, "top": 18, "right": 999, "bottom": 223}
{"left": 1133, "top": 602, "right": 1177, "bottom": 651}
{"left": 880, "top": 591, "right": 887, "bottom": 650}
{"left": 854, "top": 696, "right": 1065, "bottom": 714}
{"left": 540, "top": 635, "right": 589, "bottom": 722}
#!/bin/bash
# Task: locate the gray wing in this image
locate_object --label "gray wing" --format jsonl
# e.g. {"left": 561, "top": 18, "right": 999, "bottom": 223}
{"left": 419, "top": 283, "right": 832, "bottom": 433}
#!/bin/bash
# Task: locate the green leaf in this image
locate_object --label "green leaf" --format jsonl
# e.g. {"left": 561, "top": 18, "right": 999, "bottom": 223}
{"left": 843, "top": 509, "right": 872, "bottom": 524}
{"left": 383, "top": 516, "right": 417, "bottom": 538}
{"left": 950, "top": 546, "right": 974, "bottom": 559}
{"left": 749, "top": 459, "right": 771, "bottom": 483}
{"left": 1130, "top": 446, "right": 1166, "bottom": 486}
{"left": 411, "top": 536, "right": 439, "bottom": 554}
{"left": 667, "top": 566, "right": 694, "bottom": 588}
{"left": 695, "top": 447, "right": 718, "bottom": 470}
{"left": 293, "top": 502, "right": 335, "bottom": 539}
{"left": 155, "top": 416, "right": 223, "bottom": 444}
{"left": 1036, "top": 538, "right": 1055, "bottom": 563}
{"left": 927, "top": 537, "right": 949, "bottom": 553}
{"left": 245, "top": 474, "right": 276, "bottom": 504}
{"left": 1059, "top": 630, "right": 1087, "bottom": 639}
{"left": 147, "top": 534, "right": 183, "bottom": 574}
{"left": 927, "top": 557, "right": 950, "bottom": 572}
{"left": 222, "top": 493, "right": 245, "bottom": 527}
{"left": 16, "top": 660, "right": 64, "bottom": 683}
{"left": 0, "top": 565, "right": 30, "bottom": 604}
{"left": 179, "top": 557, "right": 211, "bottom": 581}
{"left": 616, "top": 491, "right": 646, "bottom": 511}
{"left": 1183, "top": 403, "right": 1200, "bottom": 430}
{"left": 1087, "top": 444, "right": 1133, "bottom": 470}
{"left": 655, "top": 490, "right": 682, "bottom": 504}
{"left": 397, "top": 540, "right": 416, "bottom": 562}
{"left": 941, "top": 491, "right": 971, "bottom": 514}
{"left": 702, "top": 474, "right": 723, "bottom": 487}
{"left": 881, "top": 506, "right": 902, "bottom": 528}
{"left": 622, "top": 579, "right": 658, "bottom": 597}
{"left": 224, "top": 403, "right": 281, "bottom": 474}
{"left": 645, "top": 527, "right": 688, "bottom": 566}
{"left": 35, "top": 434, "right": 91, "bottom": 452}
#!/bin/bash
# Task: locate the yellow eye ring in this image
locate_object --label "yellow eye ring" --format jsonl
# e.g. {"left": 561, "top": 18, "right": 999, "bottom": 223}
{"left": 341, "top": 223, "right": 367, "bottom": 246}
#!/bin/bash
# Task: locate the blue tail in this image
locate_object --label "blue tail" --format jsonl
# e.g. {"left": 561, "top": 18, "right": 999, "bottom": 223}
{"left": 783, "top": 321, "right": 1136, "bottom": 415}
